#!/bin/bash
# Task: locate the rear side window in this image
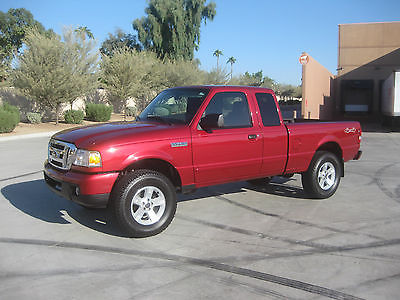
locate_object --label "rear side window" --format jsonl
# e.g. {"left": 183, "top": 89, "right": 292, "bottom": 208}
{"left": 255, "top": 93, "right": 281, "bottom": 126}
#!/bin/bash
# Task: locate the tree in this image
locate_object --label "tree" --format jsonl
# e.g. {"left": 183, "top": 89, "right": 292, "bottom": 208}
{"left": 100, "top": 29, "right": 142, "bottom": 57}
{"left": 261, "top": 75, "right": 278, "bottom": 90}
{"left": 161, "top": 59, "right": 205, "bottom": 88}
{"left": 213, "top": 49, "right": 223, "bottom": 71}
{"left": 226, "top": 56, "right": 236, "bottom": 80}
{"left": 0, "top": 47, "right": 9, "bottom": 82}
{"left": 133, "top": 0, "right": 216, "bottom": 60}
{"left": 62, "top": 26, "right": 99, "bottom": 109}
{"left": 235, "top": 70, "right": 264, "bottom": 86}
{"left": 12, "top": 28, "right": 99, "bottom": 124}
{"left": 100, "top": 48, "right": 162, "bottom": 118}
{"left": 0, "top": 8, "right": 53, "bottom": 81}
{"left": 205, "top": 67, "right": 229, "bottom": 85}
{"left": 100, "top": 47, "right": 206, "bottom": 118}
{"left": 74, "top": 26, "right": 94, "bottom": 40}
{"left": 294, "top": 85, "right": 302, "bottom": 99}
{"left": 276, "top": 84, "right": 298, "bottom": 101}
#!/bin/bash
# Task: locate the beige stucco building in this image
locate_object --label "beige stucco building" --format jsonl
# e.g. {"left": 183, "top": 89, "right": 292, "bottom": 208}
{"left": 302, "top": 21, "right": 400, "bottom": 121}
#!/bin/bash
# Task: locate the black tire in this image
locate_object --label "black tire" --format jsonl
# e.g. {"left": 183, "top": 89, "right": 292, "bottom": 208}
{"left": 301, "top": 151, "right": 342, "bottom": 199}
{"left": 111, "top": 169, "right": 177, "bottom": 237}
{"left": 247, "top": 177, "right": 272, "bottom": 186}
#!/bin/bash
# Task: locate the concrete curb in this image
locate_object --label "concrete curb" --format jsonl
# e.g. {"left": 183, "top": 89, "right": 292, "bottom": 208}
{"left": 0, "top": 131, "right": 57, "bottom": 142}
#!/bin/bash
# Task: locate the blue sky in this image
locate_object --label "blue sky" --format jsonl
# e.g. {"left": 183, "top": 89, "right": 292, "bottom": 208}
{"left": 1, "top": 0, "right": 400, "bottom": 85}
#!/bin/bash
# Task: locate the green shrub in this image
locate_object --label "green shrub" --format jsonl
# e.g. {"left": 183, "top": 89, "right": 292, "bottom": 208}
{"left": 3, "top": 103, "right": 20, "bottom": 123}
{"left": 125, "top": 106, "right": 136, "bottom": 117}
{"left": 85, "top": 103, "right": 112, "bottom": 122}
{"left": 64, "top": 109, "right": 85, "bottom": 124}
{"left": 26, "top": 112, "right": 42, "bottom": 124}
{"left": 0, "top": 103, "right": 20, "bottom": 133}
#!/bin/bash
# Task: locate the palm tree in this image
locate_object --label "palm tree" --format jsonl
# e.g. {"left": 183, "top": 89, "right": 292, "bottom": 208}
{"left": 227, "top": 56, "right": 236, "bottom": 80}
{"left": 213, "top": 49, "right": 223, "bottom": 71}
{"left": 74, "top": 26, "right": 94, "bottom": 40}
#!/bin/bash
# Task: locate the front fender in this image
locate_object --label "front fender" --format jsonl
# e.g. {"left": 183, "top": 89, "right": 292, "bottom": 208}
{"left": 121, "top": 150, "right": 175, "bottom": 170}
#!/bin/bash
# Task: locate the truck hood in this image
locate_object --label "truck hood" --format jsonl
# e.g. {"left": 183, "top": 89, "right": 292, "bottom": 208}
{"left": 52, "top": 121, "right": 188, "bottom": 149}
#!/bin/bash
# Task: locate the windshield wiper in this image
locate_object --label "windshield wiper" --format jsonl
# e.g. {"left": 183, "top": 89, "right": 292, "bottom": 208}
{"left": 146, "top": 115, "right": 172, "bottom": 125}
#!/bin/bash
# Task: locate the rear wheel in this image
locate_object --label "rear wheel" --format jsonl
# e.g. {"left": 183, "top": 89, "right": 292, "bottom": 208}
{"left": 111, "top": 170, "right": 177, "bottom": 237}
{"left": 301, "top": 151, "right": 342, "bottom": 199}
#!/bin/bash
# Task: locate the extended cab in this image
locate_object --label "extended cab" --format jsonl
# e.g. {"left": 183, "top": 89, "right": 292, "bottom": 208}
{"left": 44, "top": 86, "right": 362, "bottom": 237}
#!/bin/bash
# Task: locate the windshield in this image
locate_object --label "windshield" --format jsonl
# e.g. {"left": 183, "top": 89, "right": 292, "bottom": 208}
{"left": 138, "top": 88, "right": 209, "bottom": 125}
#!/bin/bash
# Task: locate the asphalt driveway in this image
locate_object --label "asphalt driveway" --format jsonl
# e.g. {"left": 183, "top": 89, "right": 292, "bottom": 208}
{"left": 0, "top": 132, "right": 399, "bottom": 299}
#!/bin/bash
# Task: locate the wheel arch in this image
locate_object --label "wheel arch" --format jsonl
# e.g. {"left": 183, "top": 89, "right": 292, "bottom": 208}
{"left": 112, "top": 158, "right": 182, "bottom": 195}
{"left": 314, "top": 142, "right": 344, "bottom": 177}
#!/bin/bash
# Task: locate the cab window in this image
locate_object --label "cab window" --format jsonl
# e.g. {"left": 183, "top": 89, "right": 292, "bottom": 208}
{"left": 203, "top": 92, "right": 252, "bottom": 129}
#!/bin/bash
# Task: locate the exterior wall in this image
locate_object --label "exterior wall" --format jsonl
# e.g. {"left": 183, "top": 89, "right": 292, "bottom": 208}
{"left": 336, "top": 22, "right": 400, "bottom": 116}
{"left": 301, "top": 52, "right": 335, "bottom": 119}
{"left": 338, "top": 22, "right": 400, "bottom": 76}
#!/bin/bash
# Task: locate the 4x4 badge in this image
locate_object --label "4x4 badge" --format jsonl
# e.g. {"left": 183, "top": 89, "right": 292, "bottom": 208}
{"left": 344, "top": 127, "right": 356, "bottom": 134}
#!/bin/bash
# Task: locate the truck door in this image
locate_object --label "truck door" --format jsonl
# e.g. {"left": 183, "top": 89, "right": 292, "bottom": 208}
{"left": 254, "top": 92, "right": 288, "bottom": 176}
{"left": 192, "top": 91, "right": 263, "bottom": 186}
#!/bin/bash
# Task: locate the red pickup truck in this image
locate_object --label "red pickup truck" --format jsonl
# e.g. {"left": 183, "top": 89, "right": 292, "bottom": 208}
{"left": 44, "top": 86, "right": 362, "bottom": 237}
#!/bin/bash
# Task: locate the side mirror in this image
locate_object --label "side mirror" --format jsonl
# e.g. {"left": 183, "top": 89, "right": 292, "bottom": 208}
{"left": 199, "top": 114, "right": 224, "bottom": 133}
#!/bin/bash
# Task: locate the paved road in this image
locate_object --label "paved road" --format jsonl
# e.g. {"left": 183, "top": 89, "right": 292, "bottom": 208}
{"left": 0, "top": 132, "right": 400, "bottom": 299}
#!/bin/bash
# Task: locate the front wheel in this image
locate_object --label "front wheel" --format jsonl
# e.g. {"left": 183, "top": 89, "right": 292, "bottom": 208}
{"left": 111, "top": 170, "right": 177, "bottom": 237}
{"left": 301, "top": 151, "right": 342, "bottom": 199}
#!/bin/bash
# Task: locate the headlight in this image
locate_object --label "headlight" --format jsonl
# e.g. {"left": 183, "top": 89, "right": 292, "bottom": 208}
{"left": 73, "top": 149, "right": 102, "bottom": 167}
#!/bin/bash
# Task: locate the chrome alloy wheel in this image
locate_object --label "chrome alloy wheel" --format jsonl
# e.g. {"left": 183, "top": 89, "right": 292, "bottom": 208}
{"left": 130, "top": 186, "right": 166, "bottom": 225}
{"left": 317, "top": 162, "right": 336, "bottom": 190}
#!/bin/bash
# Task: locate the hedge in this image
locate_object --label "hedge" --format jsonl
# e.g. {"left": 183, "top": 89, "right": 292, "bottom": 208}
{"left": 125, "top": 106, "right": 136, "bottom": 117}
{"left": 64, "top": 109, "right": 85, "bottom": 124}
{"left": 26, "top": 112, "right": 42, "bottom": 124}
{"left": 0, "top": 103, "right": 20, "bottom": 133}
{"left": 85, "top": 103, "right": 112, "bottom": 122}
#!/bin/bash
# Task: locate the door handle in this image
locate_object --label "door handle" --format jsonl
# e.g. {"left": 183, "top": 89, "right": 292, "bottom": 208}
{"left": 248, "top": 134, "right": 258, "bottom": 140}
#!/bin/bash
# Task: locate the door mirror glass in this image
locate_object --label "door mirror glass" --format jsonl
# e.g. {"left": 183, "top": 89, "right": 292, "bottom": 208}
{"left": 199, "top": 114, "right": 224, "bottom": 133}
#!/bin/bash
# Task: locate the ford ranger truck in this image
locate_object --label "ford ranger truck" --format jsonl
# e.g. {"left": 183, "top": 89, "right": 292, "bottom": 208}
{"left": 44, "top": 86, "right": 362, "bottom": 237}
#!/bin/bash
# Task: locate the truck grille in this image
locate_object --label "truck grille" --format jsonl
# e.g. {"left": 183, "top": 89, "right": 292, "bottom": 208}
{"left": 48, "top": 139, "right": 77, "bottom": 170}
